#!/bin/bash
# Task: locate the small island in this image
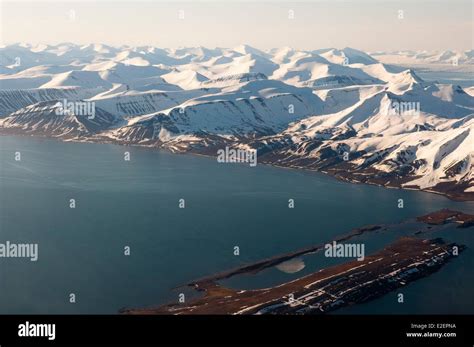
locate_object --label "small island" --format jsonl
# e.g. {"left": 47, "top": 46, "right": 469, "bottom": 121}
{"left": 123, "top": 209, "right": 473, "bottom": 315}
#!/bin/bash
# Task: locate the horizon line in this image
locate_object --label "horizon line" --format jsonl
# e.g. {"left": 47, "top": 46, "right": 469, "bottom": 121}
{"left": 2, "top": 42, "right": 472, "bottom": 54}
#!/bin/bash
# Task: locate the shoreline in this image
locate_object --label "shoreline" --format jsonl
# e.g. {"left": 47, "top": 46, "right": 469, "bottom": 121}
{"left": 123, "top": 237, "right": 465, "bottom": 315}
{"left": 184, "top": 208, "right": 473, "bottom": 289}
{"left": 1, "top": 131, "right": 473, "bottom": 202}
{"left": 179, "top": 224, "right": 382, "bottom": 288}
{"left": 122, "top": 209, "right": 473, "bottom": 315}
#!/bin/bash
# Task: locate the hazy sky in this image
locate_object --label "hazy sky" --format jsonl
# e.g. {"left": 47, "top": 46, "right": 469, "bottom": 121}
{"left": 0, "top": 0, "right": 472, "bottom": 51}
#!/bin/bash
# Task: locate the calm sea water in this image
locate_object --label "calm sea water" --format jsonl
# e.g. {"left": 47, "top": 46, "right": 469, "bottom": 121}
{"left": 0, "top": 135, "right": 473, "bottom": 314}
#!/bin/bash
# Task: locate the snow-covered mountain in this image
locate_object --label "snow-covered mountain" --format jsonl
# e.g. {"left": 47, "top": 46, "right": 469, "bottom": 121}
{"left": 1, "top": 100, "right": 120, "bottom": 138}
{"left": 1, "top": 43, "right": 473, "bottom": 200}
{"left": 371, "top": 49, "right": 474, "bottom": 65}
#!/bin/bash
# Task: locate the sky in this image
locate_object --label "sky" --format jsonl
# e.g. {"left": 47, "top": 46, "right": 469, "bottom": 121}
{"left": 0, "top": 0, "right": 472, "bottom": 51}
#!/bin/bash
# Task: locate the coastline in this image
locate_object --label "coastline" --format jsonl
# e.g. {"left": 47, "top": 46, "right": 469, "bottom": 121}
{"left": 2, "top": 131, "right": 473, "bottom": 314}
{"left": 1, "top": 130, "right": 473, "bottom": 203}
{"left": 122, "top": 209, "right": 473, "bottom": 315}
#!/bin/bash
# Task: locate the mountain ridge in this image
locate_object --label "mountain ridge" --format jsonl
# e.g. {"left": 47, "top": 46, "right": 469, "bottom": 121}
{"left": 1, "top": 43, "right": 473, "bottom": 200}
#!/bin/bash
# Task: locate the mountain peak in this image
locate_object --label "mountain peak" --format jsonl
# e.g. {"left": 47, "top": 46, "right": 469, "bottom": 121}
{"left": 232, "top": 44, "right": 268, "bottom": 57}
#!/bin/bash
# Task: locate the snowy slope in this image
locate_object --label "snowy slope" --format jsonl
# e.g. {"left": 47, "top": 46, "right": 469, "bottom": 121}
{"left": 40, "top": 70, "right": 113, "bottom": 89}
{"left": 110, "top": 79, "right": 324, "bottom": 143}
{"left": 372, "top": 50, "right": 474, "bottom": 65}
{"left": 90, "top": 89, "right": 213, "bottom": 118}
{"left": 319, "top": 48, "right": 378, "bottom": 65}
{"left": 0, "top": 87, "right": 99, "bottom": 117}
{"left": 270, "top": 52, "right": 382, "bottom": 89}
{"left": 161, "top": 70, "right": 208, "bottom": 90}
{"left": 0, "top": 43, "right": 472, "bottom": 199}
{"left": 0, "top": 100, "right": 120, "bottom": 137}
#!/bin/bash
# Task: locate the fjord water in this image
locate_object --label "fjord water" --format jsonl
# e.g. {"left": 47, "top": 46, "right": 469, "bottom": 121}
{"left": 0, "top": 136, "right": 473, "bottom": 314}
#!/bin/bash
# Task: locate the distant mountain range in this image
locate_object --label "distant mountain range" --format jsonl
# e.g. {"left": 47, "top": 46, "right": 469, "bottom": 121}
{"left": 1, "top": 43, "right": 473, "bottom": 200}
{"left": 371, "top": 49, "right": 474, "bottom": 65}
